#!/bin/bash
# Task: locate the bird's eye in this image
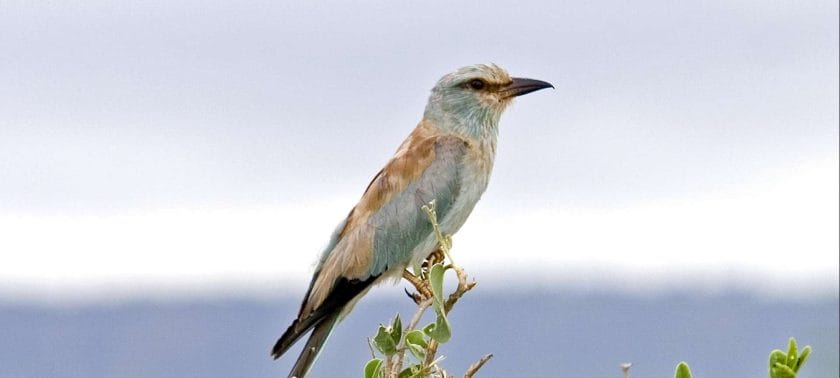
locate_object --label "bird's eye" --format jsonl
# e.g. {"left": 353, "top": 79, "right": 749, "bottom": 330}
{"left": 467, "top": 79, "right": 485, "bottom": 90}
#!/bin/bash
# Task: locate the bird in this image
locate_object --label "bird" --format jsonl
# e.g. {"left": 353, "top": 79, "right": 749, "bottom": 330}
{"left": 271, "top": 63, "right": 552, "bottom": 377}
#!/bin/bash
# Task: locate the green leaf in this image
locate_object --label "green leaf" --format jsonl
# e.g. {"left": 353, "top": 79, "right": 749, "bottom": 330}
{"left": 405, "top": 330, "right": 427, "bottom": 360}
{"left": 771, "top": 362, "right": 796, "bottom": 378}
{"left": 429, "top": 263, "right": 446, "bottom": 305}
{"left": 422, "top": 312, "right": 451, "bottom": 344}
{"left": 674, "top": 361, "right": 692, "bottom": 378}
{"left": 363, "top": 358, "right": 383, "bottom": 378}
{"left": 373, "top": 325, "right": 397, "bottom": 356}
{"left": 398, "top": 364, "right": 421, "bottom": 378}
{"left": 769, "top": 350, "right": 787, "bottom": 371}
{"left": 795, "top": 346, "right": 811, "bottom": 372}
{"left": 406, "top": 342, "right": 425, "bottom": 361}
{"left": 422, "top": 263, "right": 452, "bottom": 343}
{"left": 390, "top": 314, "right": 402, "bottom": 346}
{"left": 405, "top": 330, "right": 428, "bottom": 348}
{"left": 785, "top": 337, "right": 798, "bottom": 369}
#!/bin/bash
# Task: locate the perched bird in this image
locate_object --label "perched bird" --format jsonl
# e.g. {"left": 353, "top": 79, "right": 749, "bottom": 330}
{"left": 271, "top": 64, "right": 552, "bottom": 377}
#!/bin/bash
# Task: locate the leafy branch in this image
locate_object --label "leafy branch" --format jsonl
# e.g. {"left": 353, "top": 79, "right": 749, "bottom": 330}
{"left": 364, "top": 200, "right": 491, "bottom": 378}
{"left": 623, "top": 337, "right": 812, "bottom": 378}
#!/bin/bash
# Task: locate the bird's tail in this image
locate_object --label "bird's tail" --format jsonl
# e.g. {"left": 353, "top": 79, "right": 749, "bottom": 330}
{"left": 283, "top": 312, "right": 340, "bottom": 378}
{"left": 273, "top": 276, "right": 378, "bottom": 377}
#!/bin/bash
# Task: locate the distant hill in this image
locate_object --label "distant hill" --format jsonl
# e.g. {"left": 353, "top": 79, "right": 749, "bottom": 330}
{"left": 1, "top": 291, "right": 837, "bottom": 377}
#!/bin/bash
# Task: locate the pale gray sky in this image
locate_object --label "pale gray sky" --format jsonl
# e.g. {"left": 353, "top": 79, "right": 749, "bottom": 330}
{"left": 0, "top": 0, "right": 837, "bottom": 300}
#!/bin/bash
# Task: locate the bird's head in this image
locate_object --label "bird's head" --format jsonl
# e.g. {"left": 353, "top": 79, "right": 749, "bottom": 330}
{"left": 424, "top": 64, "right": 553, "bottom": 137}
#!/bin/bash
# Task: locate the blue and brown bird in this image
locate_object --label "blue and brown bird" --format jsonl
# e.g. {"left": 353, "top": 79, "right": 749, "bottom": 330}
{"left": 271, "top": 64, "right": 552, "bottom": 377}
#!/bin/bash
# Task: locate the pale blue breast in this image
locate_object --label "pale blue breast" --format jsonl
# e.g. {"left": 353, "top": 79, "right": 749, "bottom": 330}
{"left": 407, "top": 138, "right": 496, "bottom": 268}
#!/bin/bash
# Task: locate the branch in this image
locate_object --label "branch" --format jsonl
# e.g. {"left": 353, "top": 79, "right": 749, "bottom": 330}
{"left": 464, "top": 354, "right": 494, "bottom": 378}
{"left": 366, "top": 200, "right": 492, "bottom": 378}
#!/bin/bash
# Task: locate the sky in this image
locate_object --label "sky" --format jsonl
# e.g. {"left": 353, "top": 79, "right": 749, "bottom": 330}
{"left": 0, "top": 0, "right": 837, "bottom": 303}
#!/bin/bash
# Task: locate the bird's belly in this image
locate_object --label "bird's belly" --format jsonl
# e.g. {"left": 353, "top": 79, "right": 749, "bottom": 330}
{"left": 408, "top": 163, "right": 490, "bottom": 268}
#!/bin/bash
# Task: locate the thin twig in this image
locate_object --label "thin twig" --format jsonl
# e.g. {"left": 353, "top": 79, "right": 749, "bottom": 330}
{"left": 390, "top": 296, "right": 434, "bottom": 377}
{"left": 407, "top": 298, "right": 435, "bottom": 330}
{"left": 423, "top": 260, "right": 475, "bottom": 371}
{"left": 423, "top": 338, "right": 439, "bottom": 368}
{"left": 443, "top": 265, "right": 476, "bottom": 313}
{"left": 390, "top": 200, "right": 491, "bottom": 377}
{"left": 463, "top": 354, "right": 493, "bottom": 378}
{"left": 620, "top": 362, "right": 632, "bottom": 378}
{"left": 366, "top": 337, "right": 376, "bottom": 359}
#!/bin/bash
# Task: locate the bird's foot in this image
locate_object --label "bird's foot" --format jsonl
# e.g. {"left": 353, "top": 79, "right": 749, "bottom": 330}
{"left": 421, "top": 248, "right": 446, "bottom": 270}
{"left": 402, "top": 269, "right": 433, "bottom": 304}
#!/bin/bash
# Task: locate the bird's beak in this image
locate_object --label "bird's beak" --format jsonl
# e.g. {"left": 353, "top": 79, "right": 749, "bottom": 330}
{"left": 500, "top": 77, "right": 554, "bottom": 98}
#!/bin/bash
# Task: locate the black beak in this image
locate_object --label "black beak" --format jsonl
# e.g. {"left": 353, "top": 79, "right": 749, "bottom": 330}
{"left": 501, "top": 77, "right": 554, "bottom": 98}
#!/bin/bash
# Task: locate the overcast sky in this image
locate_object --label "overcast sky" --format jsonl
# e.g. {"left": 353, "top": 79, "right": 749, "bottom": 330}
{"left": 0, "top": 0, "right": 837, "bottom": 302}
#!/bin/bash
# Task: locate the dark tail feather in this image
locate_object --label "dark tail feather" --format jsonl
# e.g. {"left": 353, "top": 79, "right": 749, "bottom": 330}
{"left": 272, "top": 276, "right": 379, "bottom": 375}
{"left": 272, "top": 300, "right": 338, "bottom": 359}
{"left": 272, "top": 318, "right": 307, "bottom": 359}
{"left": 287, "top": 312, "right": 339, "bottom": 378}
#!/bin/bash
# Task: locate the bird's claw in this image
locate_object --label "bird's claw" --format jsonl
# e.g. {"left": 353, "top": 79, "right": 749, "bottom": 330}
{"left": 404, "top": 288, "right": 423, "bottom": 305}
{"left": 402, "top": 269, "right": 433, "bottom": 302}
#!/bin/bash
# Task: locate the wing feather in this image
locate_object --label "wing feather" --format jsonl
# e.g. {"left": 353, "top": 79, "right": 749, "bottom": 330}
{"left": 273, "top": 132, "right": 468, "bottom": 363}
{"left": 305, "top": 134, "right": 467, "bottom": 312}
{"left": 368, "top": 137, "right": 466, "bottom": 276}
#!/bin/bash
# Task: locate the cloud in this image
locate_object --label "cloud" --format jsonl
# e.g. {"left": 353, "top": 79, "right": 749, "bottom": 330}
{"left": 1, "top": 158, "right": 835, "bottom": 302}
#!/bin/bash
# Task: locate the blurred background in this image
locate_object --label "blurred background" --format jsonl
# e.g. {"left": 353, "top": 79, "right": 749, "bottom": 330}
{"left": 0, "top": 0, "right": 837, "bottom": 376}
